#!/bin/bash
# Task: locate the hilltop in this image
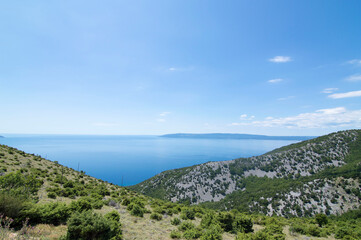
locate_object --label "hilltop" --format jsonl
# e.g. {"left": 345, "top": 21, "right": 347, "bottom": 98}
{"left": 160, "top": 133, "right": 314, "bottom": 141}
{"left": 132, "top": 130, "right": 361, "bottom": 217}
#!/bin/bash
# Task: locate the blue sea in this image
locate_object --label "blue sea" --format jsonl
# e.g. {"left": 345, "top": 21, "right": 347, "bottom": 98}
{"left": 0, "top": 134, "right": 298, "bottom": 186}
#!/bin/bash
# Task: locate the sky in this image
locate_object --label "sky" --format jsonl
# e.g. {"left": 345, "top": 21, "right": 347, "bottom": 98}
{"left": 1, "top": 0, "right": 361, "bottom": 136}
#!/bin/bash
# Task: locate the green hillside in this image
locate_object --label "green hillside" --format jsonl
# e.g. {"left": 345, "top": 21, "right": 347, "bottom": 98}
{"left": 131, "top": 130, "right": 361, "bottom": 217}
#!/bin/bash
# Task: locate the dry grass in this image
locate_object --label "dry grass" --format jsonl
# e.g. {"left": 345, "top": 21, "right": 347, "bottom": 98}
{"left": 30, "top": 224, "right": 67, "bottom": 240}
{"left": 283, "top": 226, "right": 336, "bottom": 240}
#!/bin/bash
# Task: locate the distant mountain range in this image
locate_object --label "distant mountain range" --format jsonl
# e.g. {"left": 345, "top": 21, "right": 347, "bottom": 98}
{"left": 160, "top": 133, "right": 315, "bottom": 141}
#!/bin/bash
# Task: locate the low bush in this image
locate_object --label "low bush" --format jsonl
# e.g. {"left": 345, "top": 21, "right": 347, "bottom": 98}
{"left": 183, "top": 227, "right": 202, "bottom": 239}
{"left": 170, "top": 230, "right": 182, "bottom": 239}
{"left": 171, "top": 217, "right": 181, "bottom": 226}
{"left": 178, "top": 221, "right": 195, "bottom": 231}
{"left": 127, "top": 203, "right": 144, "bottom": 217}
{"left": 200, "top": 224, "right": 222, "bottom": 240}
{"left": 22, "top": 202, "right": 71, "bottom": 225}
{"left": 65, "top": 210, "right": 122, "bottom": 240}
{"left": 150, "top": 212, "right": 162, "bottom": 221}
{"left": 0, "top": 192, "right": 27, "bottom": 224}
{"left": 181, "top": 208, "right": 195, "bottom": 220}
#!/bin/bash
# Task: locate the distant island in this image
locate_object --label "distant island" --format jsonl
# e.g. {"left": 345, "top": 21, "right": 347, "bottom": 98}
{"left": 160, "top": 133, "right": 315, "bottom": 141}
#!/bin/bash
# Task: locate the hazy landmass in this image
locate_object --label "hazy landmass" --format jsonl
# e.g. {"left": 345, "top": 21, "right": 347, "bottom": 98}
{"left": 160, "top": 133, "right": 315, "bottom": 141}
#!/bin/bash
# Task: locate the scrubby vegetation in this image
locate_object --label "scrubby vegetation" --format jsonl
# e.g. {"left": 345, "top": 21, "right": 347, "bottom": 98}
{"left": 1, "top": 130, "right": 361, "bottom": 239}
{"left": 132, "top": 130, "right": 361, "bottom": 217}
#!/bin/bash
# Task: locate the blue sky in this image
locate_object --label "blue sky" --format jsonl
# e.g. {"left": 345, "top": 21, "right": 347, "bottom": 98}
{"left": 1, "top": 0, "right": 361, "bottom": 136}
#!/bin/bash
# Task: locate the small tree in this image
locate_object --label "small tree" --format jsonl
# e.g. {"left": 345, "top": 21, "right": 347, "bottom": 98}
{"left": 315, "top": 213, "right": 328, "bottom": 227}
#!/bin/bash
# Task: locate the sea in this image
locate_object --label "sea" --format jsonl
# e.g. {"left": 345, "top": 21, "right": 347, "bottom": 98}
{"left": 0, "top": 134, "right": 299, "bottom": 186}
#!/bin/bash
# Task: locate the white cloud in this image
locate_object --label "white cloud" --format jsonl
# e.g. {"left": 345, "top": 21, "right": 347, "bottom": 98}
{"left": 278, "top": 96, "right": 295, "bottom": 101}
{"left": 328, "top": 90, "right": 361, "bottom": 99}
{"left": 316, "top": 107, "right": 346, "bottom": 114}
{"left": 240, "top": 114, "right": 255, "bottom": 120}
{"left": 159, "top": 111, "right": 171, "bottom": 117}
{"left": 231, "top": 107, "right": 361, "bottom": 129}
{"left": 168, "top": 67, "right": 194, "bottom": 72}
{"left": 156, "top": 112, "right": 171, "bottom": 123}
{"left": 322, "top": 88, "right": 338, "bottom": 94}
{"left": 268, "top": 78, "right": 283, "bottom": 84}
{"left": 345, "top": 74, "right": 361, "bottom": 82}
{"left": 347, "top": 59, "right": 361, "bottom": 65}
{"left": 269, "top": 56, "right": 292, "bottom": 63}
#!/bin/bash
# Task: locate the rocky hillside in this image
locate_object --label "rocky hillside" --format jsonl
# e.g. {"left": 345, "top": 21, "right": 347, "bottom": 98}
{"left": 131, "top": 130, "right": 361, "bottom": 217}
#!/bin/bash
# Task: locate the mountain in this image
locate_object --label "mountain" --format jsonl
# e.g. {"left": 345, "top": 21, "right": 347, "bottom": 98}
{"left": 160, "top": 133, "right": 314, "bottom": 141}
{"left": 132, "top": 129, "right": 361, "bottom": 217}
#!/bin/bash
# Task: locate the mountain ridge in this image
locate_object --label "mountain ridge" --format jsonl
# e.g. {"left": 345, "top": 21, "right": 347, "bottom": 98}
{"left": 131, "top": 129, "right": 361, "bottom": 217}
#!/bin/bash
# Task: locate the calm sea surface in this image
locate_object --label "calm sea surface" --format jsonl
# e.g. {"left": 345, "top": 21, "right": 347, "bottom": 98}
{"left": 0, "top": 134, "right": 298, "bottom": 186}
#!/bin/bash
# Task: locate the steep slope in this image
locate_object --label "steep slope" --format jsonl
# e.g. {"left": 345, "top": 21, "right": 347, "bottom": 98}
{"left": 131, "top": 130, "right": 361, "bottom": 217}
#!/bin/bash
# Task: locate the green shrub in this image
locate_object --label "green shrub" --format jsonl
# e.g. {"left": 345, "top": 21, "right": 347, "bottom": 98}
{"left": 0, "top": 191, "right": 27, "bottom": 225}
{"left": 150, "top": 212, "right": 162, "bottom": 221}
{"left": 65, "top": 211, "right": 122, "bottom": 240}
{"left": 201, "top": 212, "right": 219, "bottom": 227}
{"left": 315, "top": 213, "right": 328, "bottom": 227}
{"left": 181, "top": 208, "right": 195, "bottom": 220}
{"left": 233, "top": 215, "right": 253, "bottom": 233}
{"left": 183, "top": 228, "right": 202, "bottom": 239}
{"left": 217, "top": 212, "right": 234, "bottom": 232}
{"left": 47, "top": 192, "right": 57, "bottom": 199}
{"left": 307, "top": 225, "right": 321, "bottom": 237}
{"left": 171, "top": 217, "right": 181, "bottom": 226}
{"left": 261, "top": 223, "right": 285, "bottom": 240}
{"left": 70, "top": 198, "right": 92, "bottom": 212}
{"left": 23, "top": 202, "right": 71, "bottom": 225}
{"left": 170, "top": 230, "right": 182, "bottom": 239}
{"left": 104, "top": 211, "right": 123, "bottom": 240}
{"left": 122, "top": 198, "right": 130, "bottom": 206}
{"left": 178, "top": 221, "right": 195, "bottom": 231}
{"left": 127, "top": 203, "right": 144, "bottom": 217}
{"left": 200, "top": 224, "right": 222, "bottom": 240}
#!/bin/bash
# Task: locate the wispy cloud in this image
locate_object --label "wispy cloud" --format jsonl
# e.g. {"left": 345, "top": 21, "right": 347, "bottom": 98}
{"left": 157, "top": 112, "right": 171, "bottom": 122}
{"left": 278, "top": 96, "right": 295, "bottom": 101}
{"left": 328, "top": 90, "right": 361, "bottom": 99}
{"left": 345, "top": 74, "right": 361, "bottom": 82}
{"left": 159, "top": 111, "right": 171, "bottom": 117}
{"left": 268, "top": 78, "right": 283, "bottom": 84}
{"left": 346, "top": 59, "right": 361, "bottom": 65}
{"left": 231, "top": 107, "right": 361, "bottom": 129}
{"left": 322, "top": 88, "right": 338, "bottom": 94}
{"left": 269, "top": 56, "right": 292, "bottom": 63}
{"left": 240, "top": 114, "right": 255, "bottom": 120}
{"left": 168, "top": 66, "right": 194, "bottom": 72}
